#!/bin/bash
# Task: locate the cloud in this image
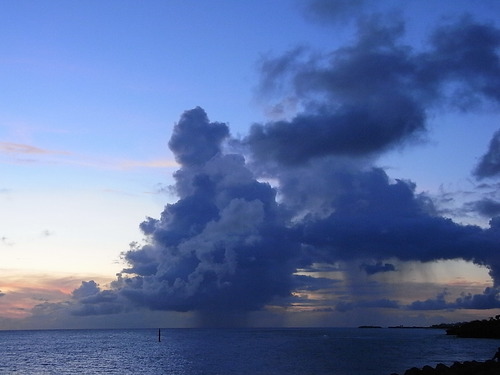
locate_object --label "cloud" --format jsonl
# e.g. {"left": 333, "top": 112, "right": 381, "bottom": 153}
{"left": 246, "top": 18, "right": 426, "bottom": 165}
{"left": 70, "top": 105, "right": 500, "bottom": 321}
{"left": 427, "top": 16, "right": 500, "bottom": 106}
{"left": 294, "top": 168, "right": 500, "bottom": 286}
{"left": 0, "top": 142, "right": 70, "bottom": 156}
{"left": 119, "top": 159, "right": 178, "bottom": 169}
{"left": 474, "top": 130, "right": 500, "bottom": 179}
{"left": 453, "top": 287, "right": 500, "bottom": 309}
{"left": 41, "top": 229, "right": 54, "bottom": 238}
{"left": 361, "top": 262, "right": 396, "bottom": 275}
{"left": 70, "top": 108, "right": 300, "bottom": 318}
{"left": 408, "top": 287, "right": 500, "bottom": 310}
{"left": 0, "top": 282, "right": 75, "bottom": 320}
{"left": 336, "top": 298, "right": 400, "bottom": 312}
{"left": 407, "top": 290, "right": 451, "bottom": 311}
{"left": 1, "top": 236, "right": 14, "bottom": 247}
{"left": 0, "top": 141, "right": 176, "bottom": 171}
{"left": 70, "top": 281, "right": 124, "bottom": 316}
{"left": 71, "top": 113, "right": 500, "bottom": 321}
{"left": 60, "top": 15, "right": 500, "bottom": 324}
{"left": 168, "top": 106, "right": 230, "bottom": 167}
{"left": 293, "top": 274, "right": 341, "bottom": 291}
{"left": 303, "top": 0, "right": 368, "bottom": 25}
{"left": 244, "top": 16, "right": 500, "bottom": 166}
{"left": 464, "top": 198, "right": 500, "bottom": 218}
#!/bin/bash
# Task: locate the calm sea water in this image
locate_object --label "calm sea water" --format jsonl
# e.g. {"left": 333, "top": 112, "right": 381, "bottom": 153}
{"left": 0, "top": 327, "right": 499, "bottom": 375}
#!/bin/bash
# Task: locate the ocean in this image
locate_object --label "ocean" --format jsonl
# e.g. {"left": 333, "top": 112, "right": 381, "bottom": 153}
{"left": 0, "top": 327, "right": 499, "bottom": 375}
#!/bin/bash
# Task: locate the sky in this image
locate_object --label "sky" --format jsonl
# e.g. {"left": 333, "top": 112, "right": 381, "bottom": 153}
{"left": 1, "top": 0, "right": 500, "bottom": 329}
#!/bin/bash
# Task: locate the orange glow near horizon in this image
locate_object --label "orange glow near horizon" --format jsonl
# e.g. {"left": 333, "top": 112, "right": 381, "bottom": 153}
{"left": 0, "top": 269, "right": 116, "bottom": 321}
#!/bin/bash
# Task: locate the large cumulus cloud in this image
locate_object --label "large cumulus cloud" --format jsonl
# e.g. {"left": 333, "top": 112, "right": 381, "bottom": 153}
{"left": 66, "top": 14, "right": 500, "bottom": 320}
{"left": 113, "top": 107, "right": 300, "bottom": 315}
{"left": 69, "top": 107, "right": 500, "bottom": 319}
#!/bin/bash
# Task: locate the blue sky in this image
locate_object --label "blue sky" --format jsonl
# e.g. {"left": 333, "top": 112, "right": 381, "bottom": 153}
{"left": 1, "top": 0, "right": 500, "bottom": 329}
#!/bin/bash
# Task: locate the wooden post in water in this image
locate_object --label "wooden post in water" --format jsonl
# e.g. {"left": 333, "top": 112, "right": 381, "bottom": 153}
{"left": 158, "top": 328, "right": 161, "bottom": 342}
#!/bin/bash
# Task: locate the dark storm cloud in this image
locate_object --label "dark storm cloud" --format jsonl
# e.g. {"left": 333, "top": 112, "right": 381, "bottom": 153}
{"left": 168, "top": 106, "right": 229, "bottom": 167}
{"left": 293, "top": 274, "right": 341, "bottom": 291}
{"left": 71, "top": 107, "right": 500, "bottom": 318}
{"left": 465, "top": 198, "right": 500, "bottom": 217}
{"left": 408, "top": 288, "right": 500, "bottom": 310}
{"left": 245, "top": 102, "right": 425, "bottom": 165}
{"left": 426, "top": 17, "right": 500, "bottom": 105}
{"left": 244, "top": 17, "right": 500, "bottom": 166}
{"left": 103, "top": 107, "right": 301, "bottom": 315}
{"left": 67, "top": 15, "right": 500, "bottom": 319}
{"left": 474, "top": 130, "right": 500, "bottom": 179}
{"left": 407, "top": 291, "right": 451, "bottom": 311}
{"left": 70, "top": 281, "right": 124, "bottom": 316}
{"left": 287, "top": 166, "right": 500, "bottom": 287}
{"left": 247, "top": 18, "right": 426, "bottom": 165}
{"left": 453, "top": 287, "right": 500, "bottom": 309}
{"left": 304, "top": 0, "right": 367, "bottom": 25}
{"left": 361, "top": 262, "right": 396, "bottom": 275}
{"left": 336, "top": 298, "right": 400, "bottom": 312}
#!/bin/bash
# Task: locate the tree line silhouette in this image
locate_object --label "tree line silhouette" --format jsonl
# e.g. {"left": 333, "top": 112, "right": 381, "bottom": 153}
{"left": 434, "top": 315, "right": 500, "bottom": 338}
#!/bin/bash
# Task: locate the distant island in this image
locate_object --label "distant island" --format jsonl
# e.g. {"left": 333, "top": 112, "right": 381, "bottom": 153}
{"left": 358, "top": 325, "right": 382, "bottom": 328}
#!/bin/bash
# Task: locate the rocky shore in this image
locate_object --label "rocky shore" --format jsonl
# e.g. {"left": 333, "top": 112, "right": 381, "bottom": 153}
{"left": 389, "top": 316, "right": 500, "bottom": 374}
{"left": 391, "top": 360, "right": 500, "bottom": 375}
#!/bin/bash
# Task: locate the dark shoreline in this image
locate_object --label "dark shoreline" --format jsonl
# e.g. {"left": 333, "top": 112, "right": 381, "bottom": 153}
{"left": 388, "top": 316, "right": 500, "bottom": 374}
{"left": 391, "top": 360, "right": 500, "bottom": 375}
{"left": 443, "top": 316, "right": 500, "bottom": 339}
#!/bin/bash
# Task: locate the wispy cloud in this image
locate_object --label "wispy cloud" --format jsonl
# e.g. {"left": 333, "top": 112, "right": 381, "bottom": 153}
{"left": 118, "top": 159, "right": 178, "bottom": 169}
{"left": 0, "top": 141, "right": 177, "bottom": 170}
{"left": 0, "top": 141, "right": 73, "bottom": 166}
{"left": 40, "top": 230, "right": 54, "bottom": 238}
{"left": 0, "top": 142, "right": 70, "bottom": 156}
{"left": 1, "top": 236, "right": 14, "bottom": 247}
